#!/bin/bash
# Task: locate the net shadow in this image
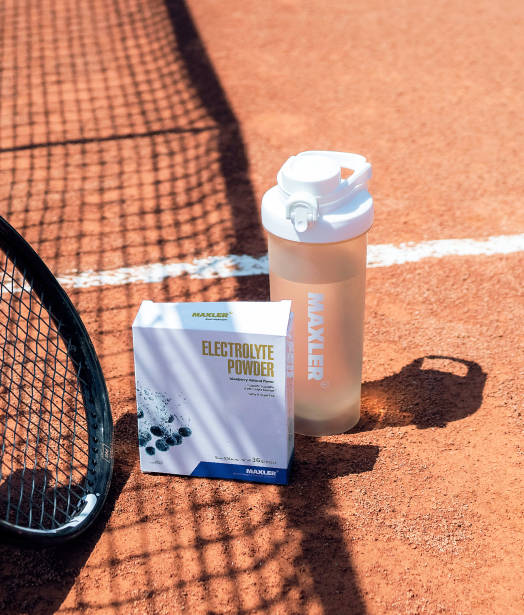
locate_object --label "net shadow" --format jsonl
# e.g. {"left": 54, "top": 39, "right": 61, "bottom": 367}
{"left": 0, "top": 0, "right": 366, "bottom": 612}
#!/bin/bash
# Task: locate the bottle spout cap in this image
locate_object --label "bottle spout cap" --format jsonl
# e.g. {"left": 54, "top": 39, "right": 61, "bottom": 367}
{"left": 285, "top": 191, "right": 319, "bottom": 232}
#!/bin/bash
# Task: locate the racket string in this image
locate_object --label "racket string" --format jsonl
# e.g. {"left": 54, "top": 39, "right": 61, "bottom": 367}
{"left": 0, "top": 249, "right": 97, "bottom": 530}
{"left": 0, "top": 301, "right": 90, "bottom": 391}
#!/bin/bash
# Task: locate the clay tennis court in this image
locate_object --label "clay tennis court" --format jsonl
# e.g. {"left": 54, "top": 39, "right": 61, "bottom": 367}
{"left": 1, "top": 0, "right": 524, "bottom": 612}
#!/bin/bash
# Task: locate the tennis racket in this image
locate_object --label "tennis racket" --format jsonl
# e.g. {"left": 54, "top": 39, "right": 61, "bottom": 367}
{"left": 0, "top": 216, "right": 113, "bottom": 547}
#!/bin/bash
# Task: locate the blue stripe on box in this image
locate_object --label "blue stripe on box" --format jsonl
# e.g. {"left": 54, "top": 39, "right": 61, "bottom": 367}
{"left": 190, "top": 455, "right": 293, "bottom": 484}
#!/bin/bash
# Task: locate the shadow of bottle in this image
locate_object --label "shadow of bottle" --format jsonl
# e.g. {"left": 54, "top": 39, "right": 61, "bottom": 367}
{"left": 353, "top": 355, "right": 487, "bottom": 433}
{"left": 0, "top": 412, "right": 136, "bottom": 615}
{"left": 279, "top": 437, "right": 379, "bottom": 614}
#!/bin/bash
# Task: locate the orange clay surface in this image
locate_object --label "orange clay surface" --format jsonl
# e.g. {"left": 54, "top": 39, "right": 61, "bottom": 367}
{"left": 1, "top": 0, "right": 524, "bottom": 613}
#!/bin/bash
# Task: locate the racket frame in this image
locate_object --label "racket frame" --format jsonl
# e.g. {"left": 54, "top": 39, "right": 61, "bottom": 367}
{"left": 0, "top": 217, "right": 113, "bottom": 547}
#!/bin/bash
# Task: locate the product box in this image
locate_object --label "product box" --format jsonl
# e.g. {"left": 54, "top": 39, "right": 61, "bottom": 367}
{"left": 132, "top": 301, "right": 294, "bottom": 484}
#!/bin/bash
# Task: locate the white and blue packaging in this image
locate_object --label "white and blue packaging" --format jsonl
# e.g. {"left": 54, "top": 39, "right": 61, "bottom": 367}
{"left": 132, "top": 301, "right": 294, "bottom": 484}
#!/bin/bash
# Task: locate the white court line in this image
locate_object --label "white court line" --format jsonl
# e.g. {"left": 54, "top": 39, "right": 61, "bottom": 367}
{"left": 366, "top": 233, "right": 524, "bottom": 267}
{"left": 55, "top": 233, "right": 524, "bottom": 289}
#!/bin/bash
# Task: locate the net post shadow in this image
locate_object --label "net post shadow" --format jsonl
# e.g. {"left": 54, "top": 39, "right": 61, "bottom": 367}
{"left": 164, "top": 0, "right": 269, "bottom": 302}
{"left": 0, "top": 412, "right": 136, "bottom": 615}
{"left": 165, "top": 7, "right": 374, "bottom": 610}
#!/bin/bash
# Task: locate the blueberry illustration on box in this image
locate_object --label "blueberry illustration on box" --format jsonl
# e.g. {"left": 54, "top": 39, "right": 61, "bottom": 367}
{"left": 136, "top": 384, "right": 192, "bottom": 458}
{"left": 132, "top": 300, "right": 294, "bottom": 484}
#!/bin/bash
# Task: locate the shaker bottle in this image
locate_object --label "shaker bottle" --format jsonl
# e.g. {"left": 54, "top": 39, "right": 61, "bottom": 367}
{"left": 261, "top": 151, "right": 373, "bottom": 436}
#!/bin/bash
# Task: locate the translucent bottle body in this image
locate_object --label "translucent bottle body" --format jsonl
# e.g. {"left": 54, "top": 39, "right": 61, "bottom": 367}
{"left": 268, "top": 232, "right": 367, "bottom": 436}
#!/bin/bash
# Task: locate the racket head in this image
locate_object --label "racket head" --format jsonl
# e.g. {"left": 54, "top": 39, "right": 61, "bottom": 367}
{"left": 0, "top": 217, "right": 113, "bottom": 547}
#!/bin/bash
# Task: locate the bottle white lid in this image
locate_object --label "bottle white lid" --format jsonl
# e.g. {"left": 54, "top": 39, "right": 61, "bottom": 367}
{"left": 261, "top": 151, "right": 373, "bottom": 243}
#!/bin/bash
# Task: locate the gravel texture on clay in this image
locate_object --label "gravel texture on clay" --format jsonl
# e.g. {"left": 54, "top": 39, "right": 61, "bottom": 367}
{"left": 1, "top": 0, "right": 524, "bottom": 614}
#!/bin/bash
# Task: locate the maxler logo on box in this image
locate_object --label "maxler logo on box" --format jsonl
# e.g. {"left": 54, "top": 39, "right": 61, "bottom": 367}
{"left": 246, "top": 469, "right": 277, "bottom": 476}
{"left": 192, "top": 312, "right": 231, "bottom": 320}
{"left": 132, "top": 300, "right": 294, "bottom": 484}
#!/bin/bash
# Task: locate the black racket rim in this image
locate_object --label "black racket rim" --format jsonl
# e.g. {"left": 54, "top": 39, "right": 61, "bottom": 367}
{"left": 0, "top": 216, "right": 113, "bottom": 548}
